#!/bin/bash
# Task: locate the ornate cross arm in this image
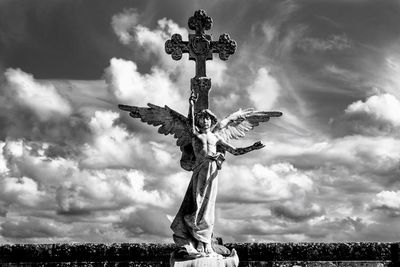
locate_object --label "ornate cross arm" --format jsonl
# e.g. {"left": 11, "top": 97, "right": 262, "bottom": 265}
{"left": 211, "top": 34, "right": 237, "bottom": 61}
{"left": 165, "top": 34, "right": 189, "bottom": 60}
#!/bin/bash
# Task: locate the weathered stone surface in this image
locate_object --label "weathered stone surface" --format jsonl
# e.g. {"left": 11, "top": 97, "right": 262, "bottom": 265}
{"left": 171, "top": 256, "right": 238, "bottom": 267}
{"left": 170, "top": 250, "right": 239, "bottom": 267}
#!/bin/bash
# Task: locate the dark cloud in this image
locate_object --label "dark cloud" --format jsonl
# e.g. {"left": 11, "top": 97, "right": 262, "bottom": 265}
{"left": 370, "top": 206, "right": 400, "bottom": 218}
{"left": 0, "top": 204, "right": 7, "bottom": 217}
{"left": 0, "top": 111, "right": 90, "bottom": 145}
{"left": 296, "top": 0, "right": 400, "bottom": 47}
{"left": 55, "top": 185, "right": 93, "bottom": 216}
{"left": 359, "top": 221, "right": 400, "bottom": 242}
{"left": 116, "top": 208, "right": 171, "bottom": 238}
{"left": 0, "top": 217, "right": 62, "bottom": 238}
{"left": 305, "top": 217, "right": 366, "bottom": 240}
{"left": 271, "top": 202, "right": 324, "bottom": 222}
{"left": 44, "top": 144, "right": 80, "bottom": 159}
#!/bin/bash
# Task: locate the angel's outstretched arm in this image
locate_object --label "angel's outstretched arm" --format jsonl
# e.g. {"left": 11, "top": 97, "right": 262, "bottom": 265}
{"left": 218, "top": 138, "right": 265, "bottom": 156}
{"left": 188, "top": 92, "right": 198, "bottom": 136}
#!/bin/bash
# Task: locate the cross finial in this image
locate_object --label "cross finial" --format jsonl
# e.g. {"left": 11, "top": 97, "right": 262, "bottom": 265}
{"left": 188, "top": 10, "right": 212, "bottom": 35}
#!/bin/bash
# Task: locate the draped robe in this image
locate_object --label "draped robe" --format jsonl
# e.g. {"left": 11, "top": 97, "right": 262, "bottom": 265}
{"left": 170, "top": 136, "right": 219, "bottom": 250}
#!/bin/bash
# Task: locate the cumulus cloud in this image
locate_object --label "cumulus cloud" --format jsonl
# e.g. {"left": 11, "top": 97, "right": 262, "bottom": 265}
{"left": 346, "top": 93, "right": 400, "bottom": 125}
{"left": 3, "top": 68, "right": 72, "bottom": 121}
{"left": 111, "top": 9, "right": 186, "bottom": 56}
{"left": 150, "top": 142, "right": 173, "bottom": 166}
{"left": 55, "top": 168, "right": 170, "bottom": 215}
{"left": 105, "top": 58, "right": 185, "bottom": 111}
{"left": 0, "top": 177, "right": 46, "bottom": 208}
{"left": 270, "top": 135, "right": 400, "bottom": 182}
{"left": 332, "top": 93, "right": 400, "bottom": 136}
{"left": 111, "top": 8, "right": 139, "bottom": 45}
{"left": 80, "top": 110, "right": 179, "bottom": 172}
{"left": 0, "top": 142, "right": 8, "bottom": 173}
{"left": 371, "top": 190, "right": 400, "bottom": 216}
{"left": 0, "top": 134, "right": 177, "bottom": 243}
{"left": 0, "top": 132, "right": 173, "bottom": 217}
{"left": 213, "top": 161, "right": 326, "bottom": 241}
{"left": 247, "top": 67, "right": 281, "bottom": 110}
{"left": 0, "top": 68, "right": 90, "bottom": 144}
{"left": 134, "top": 17, "right": 187, "bottom": 62}
{"left": 255, "top": 133, "right": 400, "bottom": 232}
{"left": 81, "top": 109, "right": 145, "bottom": 168}
{"left": 219, "top": 162, "right": 314, "bottom": 203}
{"left": 2, "top": 139, "right": 76, "bottom": 188}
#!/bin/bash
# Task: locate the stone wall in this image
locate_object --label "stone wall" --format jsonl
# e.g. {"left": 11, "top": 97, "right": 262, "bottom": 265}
{"left": 0, "top": 242, "right": 398, "bottom": 267}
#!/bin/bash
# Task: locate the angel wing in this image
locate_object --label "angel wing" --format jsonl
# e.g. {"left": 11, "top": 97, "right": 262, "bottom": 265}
{"left": 213, "top": 108, "right": 282, "bottom": 142}
{"left": 119, "top": 103, "right": 191, "bottom": 148}
{"left": 119, "top": 103, "right": 196, "bottom": 171}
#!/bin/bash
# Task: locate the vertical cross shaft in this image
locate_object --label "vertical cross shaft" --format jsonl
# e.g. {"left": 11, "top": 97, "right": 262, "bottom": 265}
{"left": 165, "top": 10, "right": 237, "bottom": 113}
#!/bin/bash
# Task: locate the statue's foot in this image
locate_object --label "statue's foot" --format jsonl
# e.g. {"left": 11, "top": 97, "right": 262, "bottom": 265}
{"left": 205, "top": 243, "right": 220, "bottom": 257}
{"left": 196, "top": 242, "right": 205, "bottom": 253}
{"left": 204, "top": 243, "right": 214, "bottom": 255}
{"left": 185, "top": 244, "right": 199, "bottom": 255}
{"left": 176, "top": 244, "right": 203, "bottom": 260}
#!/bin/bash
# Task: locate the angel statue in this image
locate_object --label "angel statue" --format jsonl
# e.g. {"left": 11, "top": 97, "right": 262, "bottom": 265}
{"left": 118, "top": 94, "right": 282, "bottom": 258}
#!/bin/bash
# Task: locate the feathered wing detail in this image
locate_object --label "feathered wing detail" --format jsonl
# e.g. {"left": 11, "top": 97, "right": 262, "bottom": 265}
{"left": 118, "top": 103, "right": 191, "bottom": 149}
{"left": 213, "top": 108, "right": 282, "bottom": 142}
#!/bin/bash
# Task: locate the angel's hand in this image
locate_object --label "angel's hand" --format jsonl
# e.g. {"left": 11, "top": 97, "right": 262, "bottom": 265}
{"left": 252, "top": 141, "right": 265, "bottom": 150}
{"left": 206, "top": 155, "right": 217, "bottom": 161}
{"left": 189, "top": 92, "right": 198, "bottom": 103}
{"left": 205, "top": 152, "right": 222, "bottom": 159}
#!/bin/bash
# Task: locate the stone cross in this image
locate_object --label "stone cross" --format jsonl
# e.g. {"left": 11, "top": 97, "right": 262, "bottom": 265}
{"left": 165, "top": 10, "right": 237, "bottom": 113}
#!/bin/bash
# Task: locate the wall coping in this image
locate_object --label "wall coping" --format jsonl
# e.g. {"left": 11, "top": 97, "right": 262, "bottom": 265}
{"left": 0, "top": 242, "right": 398, "bottom": 263}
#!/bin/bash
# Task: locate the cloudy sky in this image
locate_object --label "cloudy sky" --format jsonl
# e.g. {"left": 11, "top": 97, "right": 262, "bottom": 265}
{"left": 0, "top": 0, "right": 400, "bottom": 244}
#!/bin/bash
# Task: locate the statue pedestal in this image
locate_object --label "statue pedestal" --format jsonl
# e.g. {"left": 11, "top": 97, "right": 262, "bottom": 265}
{"left": 170, "top": 249, "right": 239, "bottom": 267}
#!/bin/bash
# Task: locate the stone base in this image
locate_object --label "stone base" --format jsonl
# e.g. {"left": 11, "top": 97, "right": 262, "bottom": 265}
{"left": 170, "top": 249, "right": 239, "bottom": 267}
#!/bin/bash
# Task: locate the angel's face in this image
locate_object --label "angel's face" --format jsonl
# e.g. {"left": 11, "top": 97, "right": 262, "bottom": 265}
{"left": 198, "top": 116, "right": 211, "bottom": 130}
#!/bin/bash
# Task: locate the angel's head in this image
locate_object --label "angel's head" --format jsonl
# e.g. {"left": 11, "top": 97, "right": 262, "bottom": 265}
{"left": 195, "top": 109, "right": 218, "bottom": 130}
